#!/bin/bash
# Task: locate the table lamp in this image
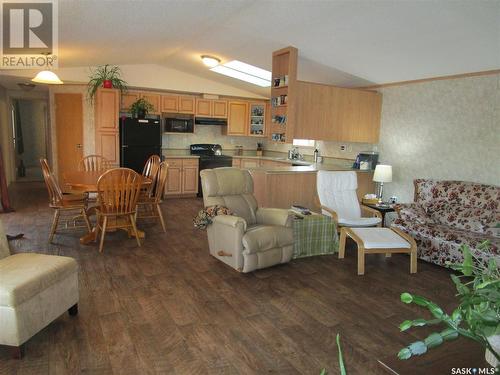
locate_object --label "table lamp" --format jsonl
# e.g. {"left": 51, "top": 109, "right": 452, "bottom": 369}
{"left": 373, "top": 165, "right": 392, "bottom": 203}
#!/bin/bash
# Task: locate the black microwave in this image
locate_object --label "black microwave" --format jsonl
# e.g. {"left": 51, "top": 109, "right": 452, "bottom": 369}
{"left": 164, "top": 116, "right": 194, "bottom": 133}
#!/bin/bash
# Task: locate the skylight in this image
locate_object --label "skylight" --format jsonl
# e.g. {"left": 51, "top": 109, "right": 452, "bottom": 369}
{"left": 210, "top": 60, "right": 271, "bottom": 87}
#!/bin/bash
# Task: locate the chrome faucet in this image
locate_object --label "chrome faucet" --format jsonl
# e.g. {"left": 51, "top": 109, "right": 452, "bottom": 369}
{"left": 288, "top": 147, "right": 303, "bottom": 160}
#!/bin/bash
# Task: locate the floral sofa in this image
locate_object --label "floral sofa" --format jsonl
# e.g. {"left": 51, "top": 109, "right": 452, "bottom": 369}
{"left": 393, "top": 179, "right": 499, "bottom": 268}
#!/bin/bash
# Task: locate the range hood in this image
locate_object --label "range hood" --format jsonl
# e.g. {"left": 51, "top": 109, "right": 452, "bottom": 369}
{"left": 195, "top": 117, "right": 227, "bottom": 126}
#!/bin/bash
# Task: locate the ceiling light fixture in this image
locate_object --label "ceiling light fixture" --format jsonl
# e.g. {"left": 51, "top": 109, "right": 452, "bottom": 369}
{"left": 17, "top": 82, "right": 36, "bottom": 91}
{"left": 210, "top": 60, "right": 271, "bottom": 87}
{"left": 32, "top": 71, "right": 63, "bottom": 85}
{"left": 201, "top": 55, "right": 220, "bottom": 68}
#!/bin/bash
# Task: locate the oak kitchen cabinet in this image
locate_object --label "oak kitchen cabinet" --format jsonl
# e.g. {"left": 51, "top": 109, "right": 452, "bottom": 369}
{"left": 95, "top": 88, "right": 120, "bottom": 166}
{"left": 161, "top": 94, "right": 195, "bottom": 114}
{"left": 178, "top": 96, "right": 195, "bottom": 114}
{"left": 121, "top": 91, "right": 161, "bottom": 114}
{"left": 195, "top": 98, "right": 228, "bottom": 118}
{"left": 226, "top": 101, "right": 248, "bottom": 136}
{"left": 293, "top": 81, "right": 382, "bottom": 143}
{"left": 164, "top": 158, "right": 199, "bottom": 196}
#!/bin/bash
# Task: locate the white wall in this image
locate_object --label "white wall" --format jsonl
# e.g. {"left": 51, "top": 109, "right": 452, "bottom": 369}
{"left": 378, "top": 73, "right": 500, "bottom": 203}
{"left": 2, "top": 63, "right": 267, "bottom": 99}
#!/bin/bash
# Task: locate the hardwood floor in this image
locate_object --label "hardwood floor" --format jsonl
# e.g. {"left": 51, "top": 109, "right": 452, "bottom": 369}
{"left": 0, "top": 182, "right": 461, "bottom": 375}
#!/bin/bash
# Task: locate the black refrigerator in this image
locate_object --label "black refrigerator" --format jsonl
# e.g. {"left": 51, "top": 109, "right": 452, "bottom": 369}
{"left": 119, "top": 117, "right": 162, "bottom": 173}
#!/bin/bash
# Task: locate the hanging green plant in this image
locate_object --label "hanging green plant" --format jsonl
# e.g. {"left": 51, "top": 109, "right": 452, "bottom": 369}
{"left": 87, "top": 64, "right": 128, "bottom": 102}
{"left": 129, "top": 98, "right": 154, "bottom": 119}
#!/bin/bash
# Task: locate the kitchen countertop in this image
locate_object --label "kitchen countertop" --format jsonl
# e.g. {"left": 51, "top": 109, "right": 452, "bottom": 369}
{"left": 163, "top": 155, "right": 200, "bottom": 159}
{"left": 230, "top": 155, "right": 372, "bottom": 173}
{"left": 247, "top": 165, "right": 373, "bottom": 174}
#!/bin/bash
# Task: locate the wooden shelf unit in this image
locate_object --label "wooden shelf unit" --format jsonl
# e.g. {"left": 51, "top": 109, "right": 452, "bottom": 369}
{"left": 270, "top": 46, "right": 297, "bottom": 144}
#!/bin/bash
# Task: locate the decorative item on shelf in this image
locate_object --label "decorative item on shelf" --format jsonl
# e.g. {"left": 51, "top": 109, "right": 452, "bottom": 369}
{"left": 271, "top": 133, "right": 285, "bottom": 142}
{"left": 87, "top": 64, "right": 128, "bottom": 102}
{"left": 271, "top": 95, "right": 288, "bottom": 107}
{"left": 272, "top": 75, "right": 289, "bottom": 87}
{"left": 130, "top": 98, "right": 154, "bottom": 119}
{"left": 373, "top": 164, "right": 392, "bottom": 203}
{"left": 235, "top": 145, "right": 243, "bottom": 156}
{"left": 272, "top": 115, "right": 287, "bottom": 124}
{"left": 256, "top": 143, "right": 263, "bottom": 156}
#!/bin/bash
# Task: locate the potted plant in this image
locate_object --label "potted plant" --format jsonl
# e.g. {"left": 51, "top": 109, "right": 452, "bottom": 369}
{"left": 129, "top": 98, "right": 154, "bottom": 119}
{"left": 87, "top": 64, "right": 128, "bottom": 102}
{"left": 397, "top": 242, "right": 500, "bottom": 368}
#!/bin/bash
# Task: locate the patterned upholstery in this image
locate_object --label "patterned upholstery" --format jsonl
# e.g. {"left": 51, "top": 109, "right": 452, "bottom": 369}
{"left": 393, "top": 179, "right": 499, "bottom": 267}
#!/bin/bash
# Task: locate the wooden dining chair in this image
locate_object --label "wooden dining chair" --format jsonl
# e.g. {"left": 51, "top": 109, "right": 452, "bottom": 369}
{"left": 40, "top": 158, "right": 91, "bottom": 243}
{"left": 95, "top": 168, "right": 143, "bottom": 253}
{"left": 79, "top": 155, "right": 110, "bottom": 172}
{"left": 137, "top": 161, "right": 168, "bottom": 232}
{"left": 141, "top": 155, "right": 161, "bottom": 197}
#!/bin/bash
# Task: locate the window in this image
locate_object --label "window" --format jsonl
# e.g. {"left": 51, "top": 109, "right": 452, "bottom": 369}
{"left": 210, "top": 60, "right": 271, "bottom": 87}
{"left": 293, "top": 139, "right": 316, "bottom": 147}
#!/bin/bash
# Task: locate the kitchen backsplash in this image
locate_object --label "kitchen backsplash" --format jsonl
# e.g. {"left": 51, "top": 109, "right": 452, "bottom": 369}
{"left": 162, "top": 124, "right": 376, "bottom": 159}
{"left": 162, "top": 125, "right": 261, "bottom": 150}
{"left": 263, "top": 139, "right": 376, "bottom": 160}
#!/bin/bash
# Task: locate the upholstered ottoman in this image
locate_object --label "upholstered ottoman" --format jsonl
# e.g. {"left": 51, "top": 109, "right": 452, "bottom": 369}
{"left": 0, "top": 221, "right": 79, "bottom": 358}
{"left": 339, "top": 227, "right": 417, "bottom": 275}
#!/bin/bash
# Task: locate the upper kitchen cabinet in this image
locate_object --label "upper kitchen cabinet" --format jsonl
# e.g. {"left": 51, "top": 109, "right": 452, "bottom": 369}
{"left": 96, "top": 88, "right": 120, "bottom": 131}
{"left": 270, "top": 46, "right": 382, "bottom": 144}
{"left": 121, "top": 91, "right": 140, "bottom": 112}
{"left": 226, "top": 101, "right": 248, "bottom": 136}
{"left": 195, "top": 98, "right": 228, "bottom": 118}
{"left": 95, "top": 88, "right": 120, "bottom": 166}
{"left": 293, "top": 81, "right": 382, "bottom": 143}
{"left": 141, "top": 92, "right": 161, "bottom": 114}
{"left": 196, "top": 99, "right": 212, "bottom": 117}
{"left": 161, "top": 94, "right": 195, "bottom": 114}
{"left": 178, "top": 96, "right": 195, "bottom": 114}
{"left": 161, "top": 95, "right": 178, "bottom": 113}
{"left": 121, "top": 91, "right": 160, "bottom": 114}
{"left": 212, "top": 100, "right": 228, "bottom": 118}
{"left": 248, "top": 102, "right": 266, "bottom": 136}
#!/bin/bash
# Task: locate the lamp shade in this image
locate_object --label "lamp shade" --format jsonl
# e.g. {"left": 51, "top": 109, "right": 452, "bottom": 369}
{"left": 373, "top": 165, "right": 392, "bottom": 183}
{"left": 32, "top": 71, "right": 63, "bottom": 84}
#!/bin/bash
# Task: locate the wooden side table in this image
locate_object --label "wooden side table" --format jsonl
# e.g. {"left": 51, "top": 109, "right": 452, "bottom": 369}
{"left": 362, "top": 203, "right": 395, "bottom": 227}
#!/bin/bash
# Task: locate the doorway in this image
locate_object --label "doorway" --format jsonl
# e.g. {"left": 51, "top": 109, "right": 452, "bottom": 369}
{"left": 11, "top": 98, "right": 48, "bottom": 181}
{"left": 54, "top": 93, "right": 83, "bottom": 182}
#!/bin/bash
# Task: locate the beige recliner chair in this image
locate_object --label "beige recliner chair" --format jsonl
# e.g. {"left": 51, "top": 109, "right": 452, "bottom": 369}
{"left": 200, "top": 168, "right": 294, "bottom": 273}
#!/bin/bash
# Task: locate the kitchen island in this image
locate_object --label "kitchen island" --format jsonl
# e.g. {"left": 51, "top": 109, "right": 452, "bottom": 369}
{"left": 232, "top": 156, "right": 375, "bottom": 212}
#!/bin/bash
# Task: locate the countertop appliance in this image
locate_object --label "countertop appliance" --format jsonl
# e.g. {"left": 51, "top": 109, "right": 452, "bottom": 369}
{"left": 352, "top": 151, "right": 379, "bottom": 170}
{"left": 120, "top": 117, "right": 162, "bottom": 173}
{"left": 164, "top": 114, "right": 194, "bottom": 133}
{"left": 190, "top": 144, "right": 232, "bottom": 197}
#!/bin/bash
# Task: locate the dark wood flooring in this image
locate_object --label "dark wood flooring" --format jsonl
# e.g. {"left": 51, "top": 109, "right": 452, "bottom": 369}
{"left": 0, "top": 182, "right": 462, "bottom": 375}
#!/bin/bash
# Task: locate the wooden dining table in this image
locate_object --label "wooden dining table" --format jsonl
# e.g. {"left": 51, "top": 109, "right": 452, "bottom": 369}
{"left": 64, "top": 170, "right": 151, "bottom": 245}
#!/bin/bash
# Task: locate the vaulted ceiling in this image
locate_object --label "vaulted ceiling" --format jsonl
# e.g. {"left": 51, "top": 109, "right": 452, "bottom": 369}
{"left": 5, "top": 0, "right": 500, "bottom": 95}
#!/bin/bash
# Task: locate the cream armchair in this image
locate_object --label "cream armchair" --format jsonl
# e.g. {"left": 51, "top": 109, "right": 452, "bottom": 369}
{"left": 0, "top": 219, "right": 79, "bottom": 358}
{"left": 200, "top": 168, "right": 294, "bottom": 273}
